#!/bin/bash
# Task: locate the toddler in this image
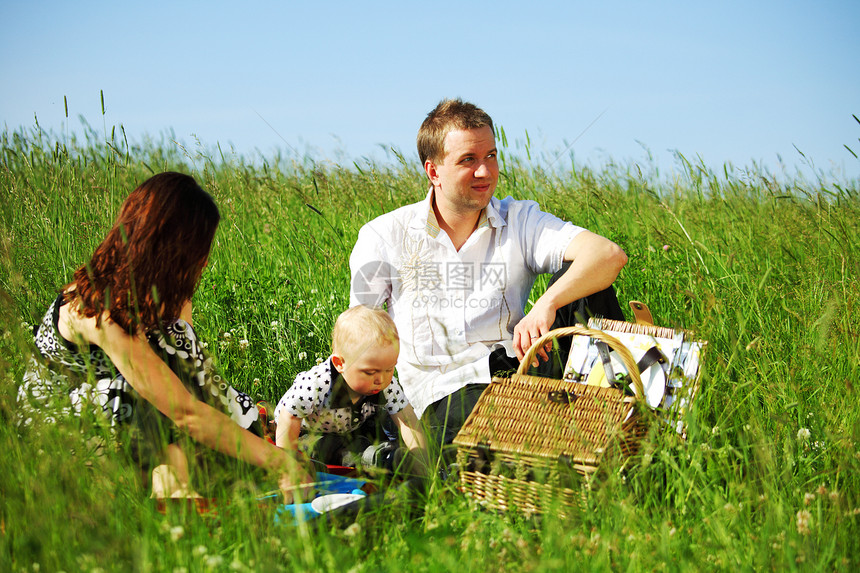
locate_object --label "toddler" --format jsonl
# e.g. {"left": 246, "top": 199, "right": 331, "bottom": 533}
{"left": 274, "top": 306, "right": 426, "bottom": 473}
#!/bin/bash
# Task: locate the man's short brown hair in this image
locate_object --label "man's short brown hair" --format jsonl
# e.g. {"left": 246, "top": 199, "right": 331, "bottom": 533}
{"left": 417, "top": 98, "right": 494, "bottom": 165}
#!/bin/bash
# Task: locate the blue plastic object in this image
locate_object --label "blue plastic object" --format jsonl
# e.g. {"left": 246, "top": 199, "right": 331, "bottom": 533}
{"left": 272, "top": 472, "right": 367, "bottom": 526}
{"left": 276, "top": 502, "right": 319, "bottom": 523}
{"left": 314, "top": 472, "right": 367, "bottom": 494}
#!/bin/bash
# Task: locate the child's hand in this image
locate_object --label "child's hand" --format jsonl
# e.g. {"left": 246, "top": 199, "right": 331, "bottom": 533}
{"left": 279, "top": 473, "right": 316, "bottom": 505}
{"left": 278, "top": 452, "right": 316, "bottom": 504}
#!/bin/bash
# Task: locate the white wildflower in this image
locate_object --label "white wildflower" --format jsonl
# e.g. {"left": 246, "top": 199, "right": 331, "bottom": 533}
{"left": 223, "top": 332, "right": 232, "bottom": 339}
{"left": 310, "top": 288, "right": 318, "bottom": 294}
{"left": 270, "top": 320, "right": 279, "bottom": 328}
{"left": 344, "top": 522, "right": 361, "bottom": 537}
{"left": 204, "top": 555, "right": 224, "bottom": 569}
{"left": 169, "top": 525, "right": 184, "bottom": 541}
{"left": 238, "top": 339, "right": 249, "bottom": 350}
{"left": 796, "top": 509, "right": 811, "bottom": 535}
{"left": 296, "top": 300, "right": 304, "bottom": 307}
{"left": 193, "top": 545, "right": 208, "bottom": 556}
{"left": 298, "top": 351, "right": 308, "bottom": 361}
{"left": 797, "top": 428, "right": 811, "bottom": 441}
{"left": 315, "top": 356, "right": 324, "bottom": 364}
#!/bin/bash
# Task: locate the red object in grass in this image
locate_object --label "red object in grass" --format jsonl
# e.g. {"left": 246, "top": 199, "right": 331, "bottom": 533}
{"left": 324, "top": 465, "right": 358, "bottom": 477}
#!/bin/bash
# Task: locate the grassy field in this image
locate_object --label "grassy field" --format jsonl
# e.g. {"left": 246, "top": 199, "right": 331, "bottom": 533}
{"left": 1, "top": 122, "right": 858, "bottom": 572}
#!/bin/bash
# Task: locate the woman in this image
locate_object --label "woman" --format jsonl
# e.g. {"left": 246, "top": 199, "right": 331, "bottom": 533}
{"left": 18, "top": 172, "right": 310, "bottom": 500}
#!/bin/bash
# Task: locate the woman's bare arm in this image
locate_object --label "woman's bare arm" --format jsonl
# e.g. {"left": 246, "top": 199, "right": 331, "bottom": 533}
{"left": 63, "top": 306, "right": 311, "bottom": 499}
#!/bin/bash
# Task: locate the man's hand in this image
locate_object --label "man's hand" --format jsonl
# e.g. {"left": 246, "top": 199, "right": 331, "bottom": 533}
{"left": 513, "top": 299, "right": 556, "bottom": 366}
{"left": 513, "top": 231, "right": 628, "bottom": 367}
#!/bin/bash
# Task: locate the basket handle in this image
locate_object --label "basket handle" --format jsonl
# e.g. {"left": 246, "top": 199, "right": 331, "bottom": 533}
{"left": 518, "top": 325, "right": 645, "bottom": 401}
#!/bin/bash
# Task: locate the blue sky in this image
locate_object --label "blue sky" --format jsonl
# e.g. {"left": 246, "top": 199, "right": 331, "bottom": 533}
{"left": 2, "top": 1, "right": 858, "bottom": 179}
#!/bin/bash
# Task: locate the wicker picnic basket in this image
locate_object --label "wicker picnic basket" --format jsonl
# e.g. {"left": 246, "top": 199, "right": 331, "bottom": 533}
{"left": 452, "top": 325, "right": 650, "bottom": 517}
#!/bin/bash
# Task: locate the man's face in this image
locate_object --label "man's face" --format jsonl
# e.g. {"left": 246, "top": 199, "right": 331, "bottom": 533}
{"left": 426, "top": 126, "right": 499, "bottom": 217}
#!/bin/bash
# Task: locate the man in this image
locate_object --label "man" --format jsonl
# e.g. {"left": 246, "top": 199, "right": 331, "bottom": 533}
{"left": 350, "top": 99, "right": 627, "bottom": 445}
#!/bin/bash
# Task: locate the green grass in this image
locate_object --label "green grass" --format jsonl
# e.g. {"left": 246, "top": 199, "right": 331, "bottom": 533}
{"left": 1, "top": 122, "right": 858, "bottom": 571}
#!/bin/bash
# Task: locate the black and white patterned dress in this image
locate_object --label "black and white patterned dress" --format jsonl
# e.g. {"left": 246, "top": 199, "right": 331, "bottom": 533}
{"left": 18, "top": 294, "right": 259, "bottom": 446}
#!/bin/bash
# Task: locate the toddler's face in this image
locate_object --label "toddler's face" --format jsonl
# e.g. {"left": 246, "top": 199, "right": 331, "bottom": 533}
{"left": 336, "top": 341, "right": 399, "bottom": 397}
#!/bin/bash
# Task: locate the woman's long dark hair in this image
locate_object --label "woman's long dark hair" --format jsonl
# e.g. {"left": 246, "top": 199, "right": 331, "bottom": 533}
{"left": 68, "top": 172, "right": 220, "bottom": 332}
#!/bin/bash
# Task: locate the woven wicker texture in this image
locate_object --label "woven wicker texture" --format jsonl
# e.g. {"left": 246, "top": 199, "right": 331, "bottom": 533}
{"left": 588, "top": 317, "right": 681, "bottom": 340}
{"left": 454, "top": 325, "right": 646, "bottom": 469}
{"left": 455, "top": 467, "right": 583, "bottom": 517}
{"left": 454, "top": 323, "right": 701, "bottom": 516}
{"left": 454, "top": 374, "right": 643, "bottom": 467}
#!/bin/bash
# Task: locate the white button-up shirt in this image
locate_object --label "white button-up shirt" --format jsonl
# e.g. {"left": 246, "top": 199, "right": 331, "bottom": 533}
{"left": 349, "top": 189, "right": 582, "bottom": 418}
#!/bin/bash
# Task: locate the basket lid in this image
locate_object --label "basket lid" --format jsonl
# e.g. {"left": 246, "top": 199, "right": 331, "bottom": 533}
{"left": 453, "top": 373, "right": 641, "bottom": 465}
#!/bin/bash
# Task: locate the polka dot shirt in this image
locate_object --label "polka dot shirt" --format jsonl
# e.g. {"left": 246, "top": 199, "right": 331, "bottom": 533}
{"left": 274, "top": 356, "right": 408, "bottom": 435}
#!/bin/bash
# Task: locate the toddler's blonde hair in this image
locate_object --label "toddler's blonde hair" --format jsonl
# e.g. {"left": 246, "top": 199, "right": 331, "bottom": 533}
{"left": 332, "top": 305, "right": 399, "bottom": 362}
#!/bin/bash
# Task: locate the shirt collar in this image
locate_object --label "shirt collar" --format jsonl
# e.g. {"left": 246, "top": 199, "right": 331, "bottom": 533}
{"left": 418, "top": 186, "right": 506, "bottom": 237}
{"left": 483, "top": 193, "right": 506, "bottom": 229}
{"left": 422, "top": 187, "right": 442, "bottom": 237}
